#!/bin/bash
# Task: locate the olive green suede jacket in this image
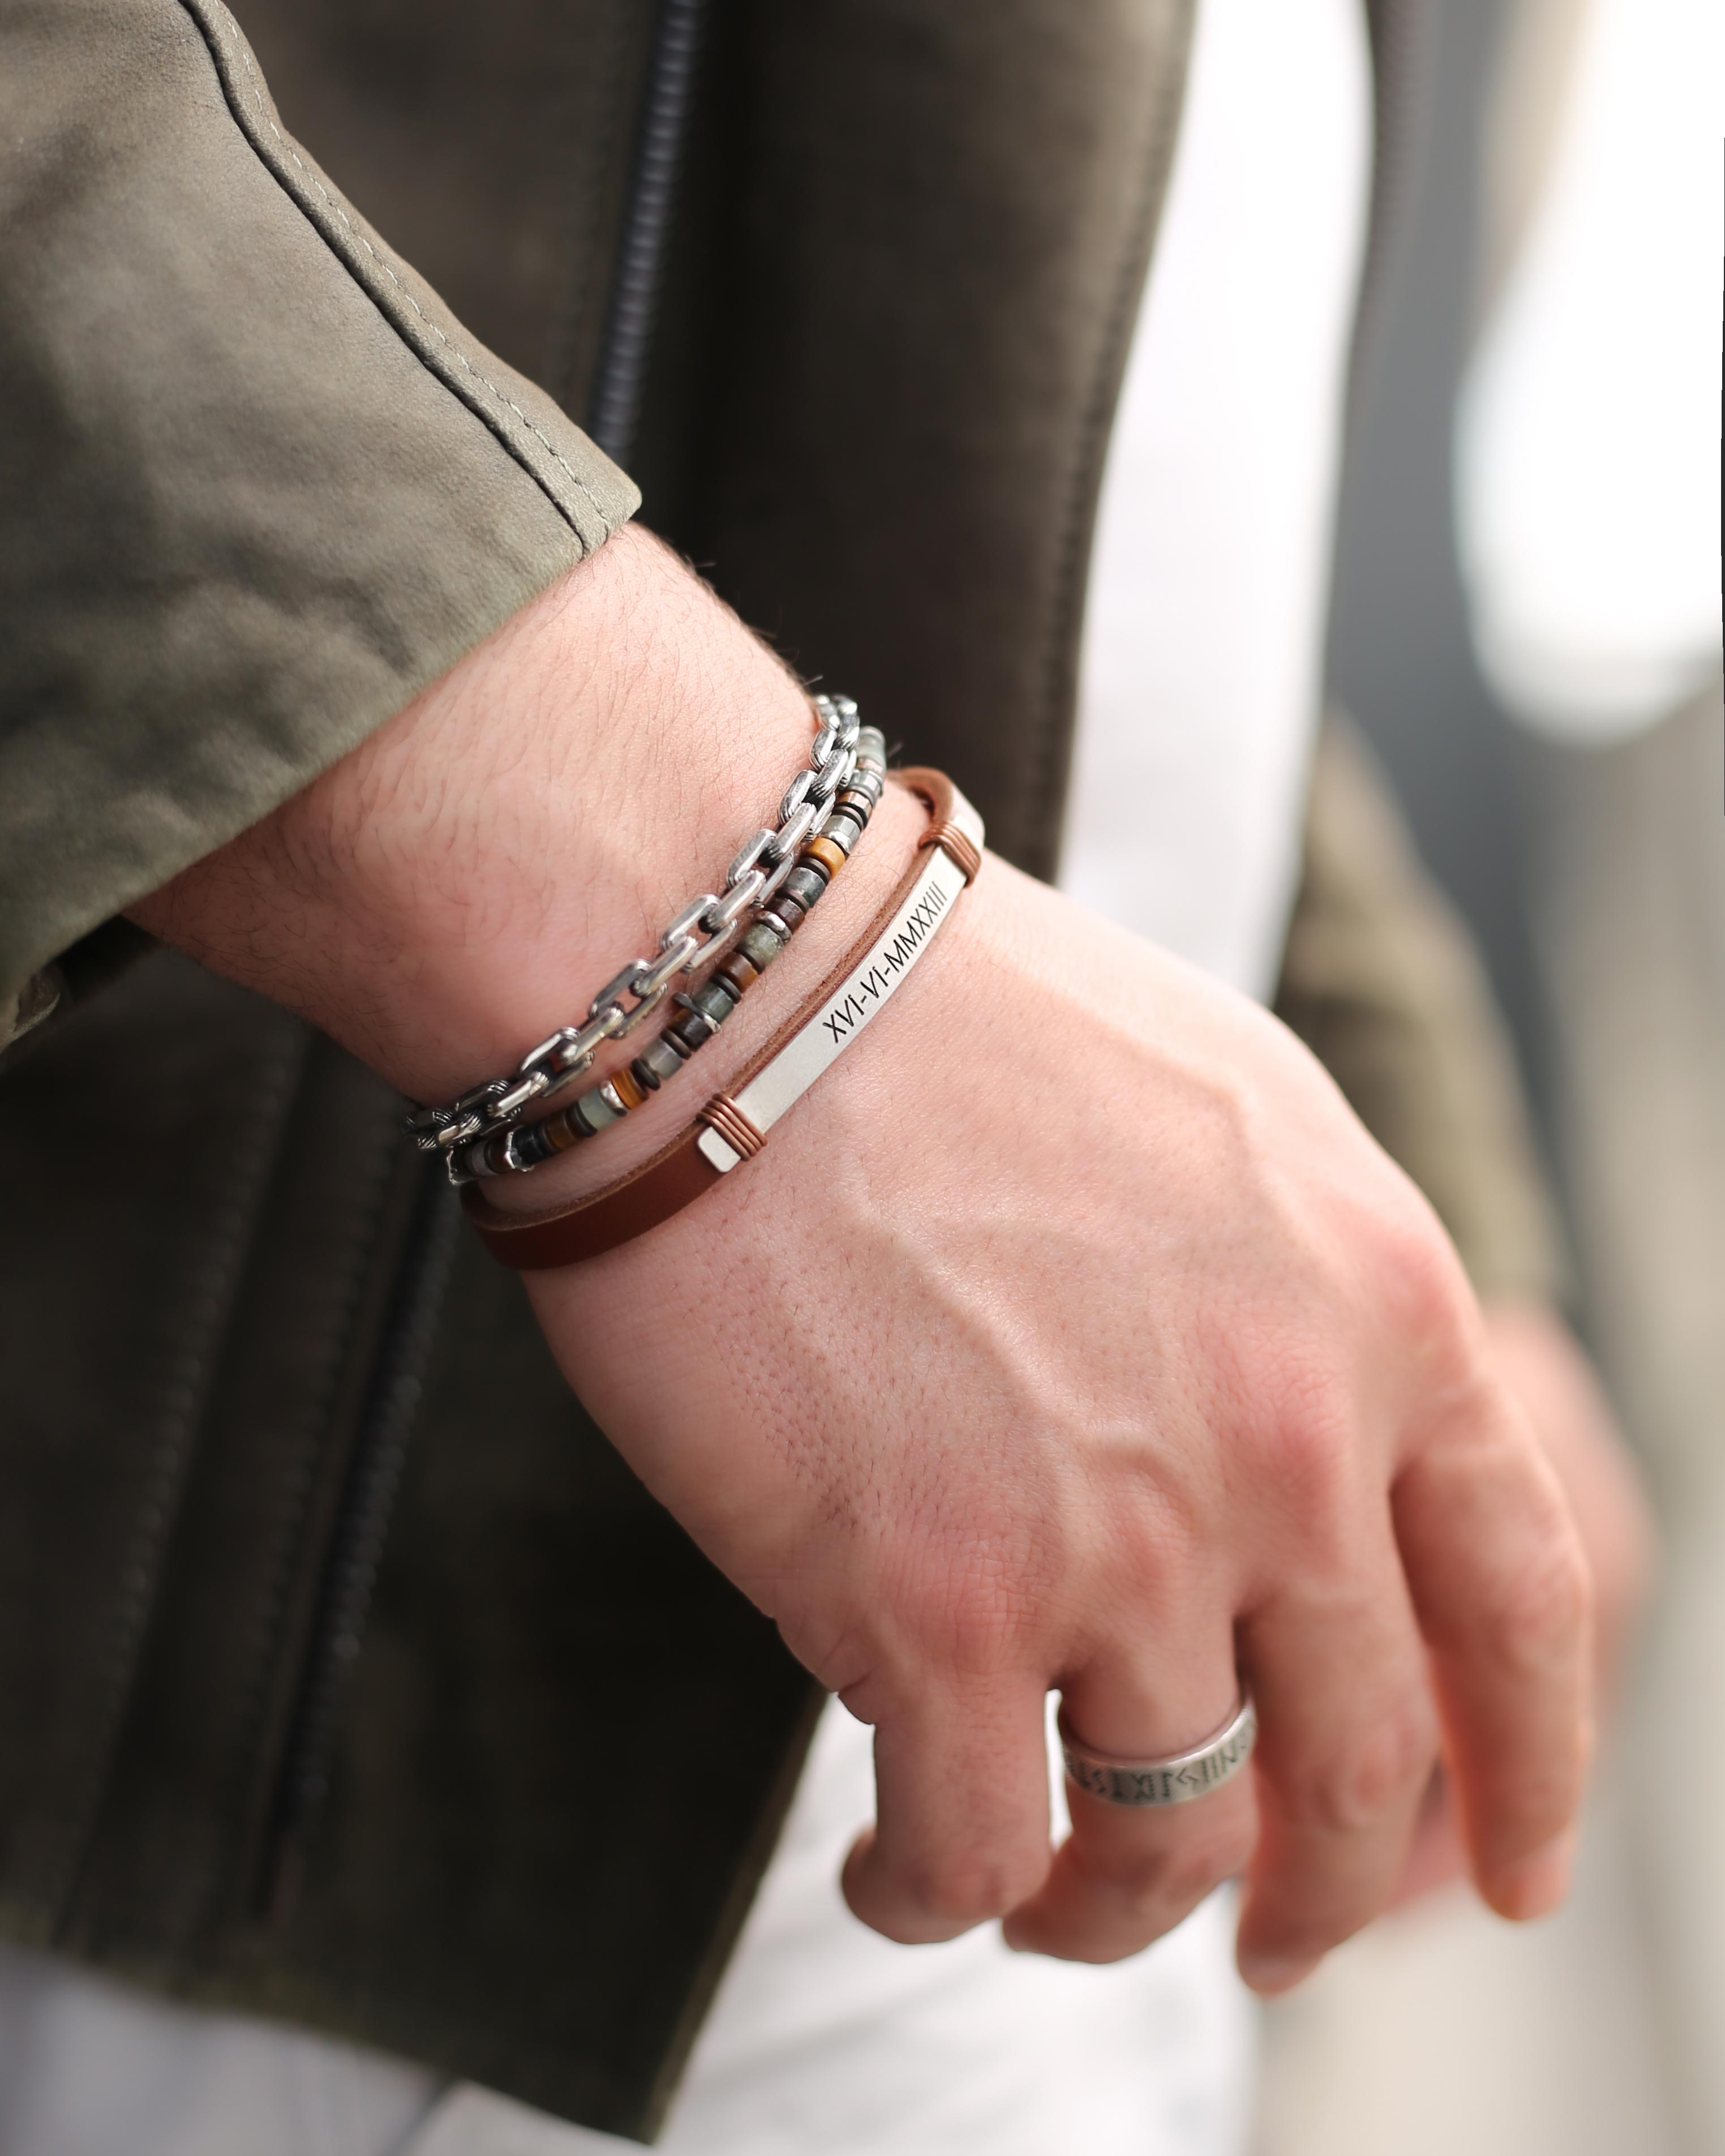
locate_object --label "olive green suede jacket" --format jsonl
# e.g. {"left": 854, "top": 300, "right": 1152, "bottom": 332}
{"left": 0, "top": 0, "right": 1559, "bottom": 2139}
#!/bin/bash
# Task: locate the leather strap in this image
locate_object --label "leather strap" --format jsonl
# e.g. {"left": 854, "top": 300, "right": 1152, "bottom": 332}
{"left": 465, "top": 770, "right": 980, "bottom": 1270}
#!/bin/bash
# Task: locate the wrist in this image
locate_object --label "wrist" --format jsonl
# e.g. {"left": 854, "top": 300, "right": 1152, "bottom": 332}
{"left": 471, "top": 768, "right": 930, "bottom": 1218}
{"left": 131, "top": 526, "right": 819, "bottom": 1102}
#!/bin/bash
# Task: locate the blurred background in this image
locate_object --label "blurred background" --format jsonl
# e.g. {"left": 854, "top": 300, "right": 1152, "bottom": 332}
{"left": 1254, "top": 0, "right": 1722, "bottom": 2150}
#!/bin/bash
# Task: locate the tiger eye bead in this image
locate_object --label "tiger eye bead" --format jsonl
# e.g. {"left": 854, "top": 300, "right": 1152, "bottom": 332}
{"left": 716, "top": 951, "right": 761, "bottom": 996}
{"left": 800, "top": 834, "right": 847, "bottom": 881}
{"left": 610, "top": 1063, "right": 650, "bottom": 1112}
{"left": 767, "top": 895, "right": 806, "bottom": 935}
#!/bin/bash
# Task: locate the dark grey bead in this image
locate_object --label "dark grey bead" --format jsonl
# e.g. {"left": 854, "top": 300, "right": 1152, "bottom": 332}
{"left": 641, "top": 1031, "right": 688, "bottom": 1076}
{"left": 782, "top": 865, "right": 828, "bottom": 911}
{"left": 839, "top": 769, "right": 884, "bottom": 809}
{"left": 738, "top": 921, "right": 788, "bottom": 971}
{"left": 515, "top": 1120, "right": 559, "bottom": 1166}
{"left": 629, "top": 1054, "right": 662, "bottom": 1093}
{"left": 690, "top": 980, "right": 737, "bottom": 1026}
{"left": 818, "top": 809, "right": 864, "bottom": 856}
{"left": 669, "top": 1009, "right": 717, "bottom": 1055}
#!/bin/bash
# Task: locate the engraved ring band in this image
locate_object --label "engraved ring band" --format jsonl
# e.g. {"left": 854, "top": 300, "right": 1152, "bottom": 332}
{"left": 1059, "top": 1694, "right": 1258, "bottom": 1808}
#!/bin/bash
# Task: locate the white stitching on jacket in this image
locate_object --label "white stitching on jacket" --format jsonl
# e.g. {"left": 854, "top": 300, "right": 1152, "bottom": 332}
{"left": 227, "top": 28, "right": 610, "bottom": 533}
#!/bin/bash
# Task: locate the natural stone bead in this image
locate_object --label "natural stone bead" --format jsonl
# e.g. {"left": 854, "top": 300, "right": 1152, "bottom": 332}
{"left": 668, "top": 1008, "right": 717, "bottom": 1056}
{"left": 640, "top": 1034, "right": 686, "bottom": 1080}
{"left": 818, "top": 809, "right": 864, "bottom": 856}
{"left": 690, "top": 980, "right": 737, "bottom": 1026}
{"left": 573, "top": 1086, "right": 623, "bottom": 1136}
{"left": 611, "top": 1063, "right": 649, "bottom": 1112}
{"left": 800, "top": 834, "right": 847, "bottom": 881}
{"left": 510, "top": 1122, "right": 555, "bottom": 1168}
{"left": 780, "top": 865, "right": 829, "bottom": 914}
{"left": 738, "top": 921, "right": 788, "bottom": 971}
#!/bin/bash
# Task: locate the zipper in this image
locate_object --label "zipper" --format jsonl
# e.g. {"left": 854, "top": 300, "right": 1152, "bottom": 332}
{"left": 260, "top": 1, "right": 711, "bottom": 1919}
{"left": 260, "top": 1155, "right": 460, "bottom": 1920}
{"left": 586, "top": 0, "right": 712, "bottom": 467}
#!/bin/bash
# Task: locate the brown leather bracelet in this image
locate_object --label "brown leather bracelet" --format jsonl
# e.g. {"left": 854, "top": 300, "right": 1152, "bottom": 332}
{"left": 464, "top": 769, "right": 983, "bottom": 1270}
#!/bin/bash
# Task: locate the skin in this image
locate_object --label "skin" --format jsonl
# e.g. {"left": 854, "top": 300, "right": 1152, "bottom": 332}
{"left": 1391, "top": 1300, "right": 1654, "bottom": 1908}
{"left": 135, "top": 527, "right": 1608, "bottom": 1990}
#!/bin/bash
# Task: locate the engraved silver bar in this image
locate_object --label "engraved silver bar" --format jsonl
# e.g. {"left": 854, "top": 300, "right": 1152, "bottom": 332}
{"left": 696, "top": 811, "right": 979, "bottom": 1176}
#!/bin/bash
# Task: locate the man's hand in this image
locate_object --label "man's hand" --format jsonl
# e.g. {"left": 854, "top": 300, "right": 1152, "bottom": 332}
{"left": 133, "top": 532, "right": 1594, "bottom": 1990}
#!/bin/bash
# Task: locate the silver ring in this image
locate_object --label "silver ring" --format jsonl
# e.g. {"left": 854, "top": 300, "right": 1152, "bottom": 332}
{"left": 1059, "top": 1694, "right": 1258, "bottom": 1808}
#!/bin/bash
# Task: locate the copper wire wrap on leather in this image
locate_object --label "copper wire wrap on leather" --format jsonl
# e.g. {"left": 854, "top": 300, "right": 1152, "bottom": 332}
{"left": 919, "top": 818, "right": 982, "bottom": 886}
{"left": 697, "top": 1094, "right": 766, "bottom": 1163}
{"left": 464, "top": 769, "right": 983, "bottom": 1270}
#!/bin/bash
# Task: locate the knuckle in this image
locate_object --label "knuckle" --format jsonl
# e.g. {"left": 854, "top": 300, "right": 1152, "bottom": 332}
{"left": 1481, "top": 1529, "right": 1593, "bottom": 1674}
{"left": 1369, "top": 1204, "right": 1474, "bottom": 1365}
{"left": 1075, "top": 1818, "right": 1254, "bottom": 1911}
{"left": 903, "top": 1852, "right": 1038, "bottom": 1928}
{"left": 897, "top": 1535, "right": 1049, "bottom": 1678}
{"left": 1273, "top": 1393, "right": 1351, "bottom": 1500}
{"left": 1250, "top": 1370, "right": 1357, "bottom": 1535}
{"left": 1282, "top": 1700, "right": 1438, "bottom": 1836}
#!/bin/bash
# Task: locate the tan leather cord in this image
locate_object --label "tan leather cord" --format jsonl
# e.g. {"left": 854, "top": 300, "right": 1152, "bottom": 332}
{"left": 465, "top": 770, "right": 976, "bottom": 1271}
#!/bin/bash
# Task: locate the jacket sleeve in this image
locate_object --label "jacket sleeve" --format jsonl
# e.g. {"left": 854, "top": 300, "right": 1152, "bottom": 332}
{"left": 1274, "top": 717, "right": 1568, "bottom": 1306}
{"left": 0, "top": 0, "right": 637, "bottom": 1048}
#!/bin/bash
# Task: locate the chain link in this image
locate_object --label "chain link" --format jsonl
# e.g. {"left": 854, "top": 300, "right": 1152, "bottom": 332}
{"left": 405, "top": 696, "right": 862, "bottom": 1155}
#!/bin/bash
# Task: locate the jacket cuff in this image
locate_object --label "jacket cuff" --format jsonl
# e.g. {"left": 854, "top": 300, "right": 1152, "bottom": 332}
{"left": 0, "top": 0, "right": 638, "bottom": 1048}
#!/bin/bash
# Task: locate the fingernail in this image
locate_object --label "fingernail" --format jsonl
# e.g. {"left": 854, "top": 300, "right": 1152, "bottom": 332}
{"left": 1237, "top": 1952, "right": 1315, "bottom": 1995}
{"left": 1494, "top": 1831, "right": 1576, "bottom": 1921}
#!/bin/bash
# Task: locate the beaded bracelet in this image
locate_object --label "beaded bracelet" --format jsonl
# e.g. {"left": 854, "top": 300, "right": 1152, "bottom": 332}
{"left": 464, "top": 768, "right": 984, "bottom": 1270}
{"left": 404, "top": 693, "right": 874, "bottom": 1173}
{"left": 456, "top": 723, "right": 888, "bottom": 1182}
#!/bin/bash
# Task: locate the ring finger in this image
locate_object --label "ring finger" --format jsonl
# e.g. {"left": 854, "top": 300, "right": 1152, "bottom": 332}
{"left": 1001, "top": 1648, "right": 1257, "bottom": 1964}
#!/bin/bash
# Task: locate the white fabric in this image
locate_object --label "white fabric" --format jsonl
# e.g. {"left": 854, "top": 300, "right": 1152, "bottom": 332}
{"left": 1061, "top": 0, "right": 1373, "bottom": 1000}
{"left": 1455, "top": 0, "right": 1724, "bottom": 742}
{"left": 405, "top": 1707, "right": 1255, "bottom": 2156}
{"left": 0, "top": 1, "right": 1373, "bottom": 2148}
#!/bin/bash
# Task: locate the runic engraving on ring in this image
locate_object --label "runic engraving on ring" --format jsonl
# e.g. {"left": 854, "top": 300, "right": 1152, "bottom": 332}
{"left": 1058, "top": 1694, "right": 1258, "bottom": 1808}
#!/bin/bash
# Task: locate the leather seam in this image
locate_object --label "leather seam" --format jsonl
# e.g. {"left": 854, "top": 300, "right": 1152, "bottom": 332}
{"left": 173, "top": 0, "right": 616, "bottom": 543}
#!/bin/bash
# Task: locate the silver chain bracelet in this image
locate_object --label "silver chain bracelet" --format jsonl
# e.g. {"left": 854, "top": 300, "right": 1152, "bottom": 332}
{"left": 405, "top": 694, "right": 862, "bottom": 1160}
